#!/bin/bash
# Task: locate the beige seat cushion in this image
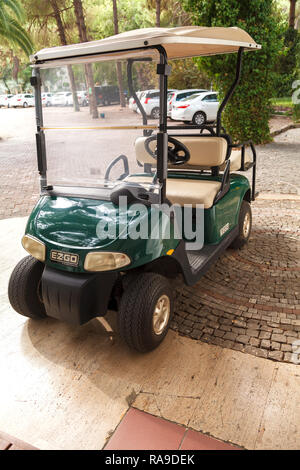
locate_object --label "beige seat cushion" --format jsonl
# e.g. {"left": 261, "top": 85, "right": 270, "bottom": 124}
{"left": 135, "top": 136, "right": 228, "bottom": 169}
{"left": 124, "top": 175, "right": 221, "bottom": 208}
{"left": 220, "top": 148, "right": 252, "bottom": 172}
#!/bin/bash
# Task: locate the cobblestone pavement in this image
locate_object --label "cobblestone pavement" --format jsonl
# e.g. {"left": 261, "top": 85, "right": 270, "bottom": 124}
{"left": 172, "top": 198, "right": 300, "bottom": 364}
{"left": 0, "top": 108, "right": 299, "bottom": 363}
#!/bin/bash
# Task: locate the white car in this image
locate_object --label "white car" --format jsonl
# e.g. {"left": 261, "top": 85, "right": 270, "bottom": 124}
{"left": 52, "top": 92, "right": 73, "bottom": 106}
{"left": 42, "top": 92, "right": 53, "bottom": 106}
{"left": 171, "top": 91, "right": 219, "bottom": 125}
{"left": 76, "top": 91, "right": 88, "bottom": 106}
{"left": 0, "top": 94, "right": 13, "bottom": 107}
{"left": 167, "top": 89, "right": 208, "bottom": 117}
{"left": 10, "top": 94, "right": 35, "bottom": 108}
{"left": 138, "top": 89, "right": 176, "bottom": 119}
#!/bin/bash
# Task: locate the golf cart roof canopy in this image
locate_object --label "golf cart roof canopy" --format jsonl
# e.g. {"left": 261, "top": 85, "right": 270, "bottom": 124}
{"left": 31, "top": 26, "right": 261, "bottom": 66}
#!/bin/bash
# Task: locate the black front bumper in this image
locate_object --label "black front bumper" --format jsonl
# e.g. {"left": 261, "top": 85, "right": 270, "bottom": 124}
{"left": 41, "top": 266, "right": 118, "bottom": 325}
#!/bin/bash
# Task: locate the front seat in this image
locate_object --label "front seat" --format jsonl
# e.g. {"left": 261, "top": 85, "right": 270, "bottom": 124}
{"left": 127, "top": 135, "right": 228, "bottom": 208}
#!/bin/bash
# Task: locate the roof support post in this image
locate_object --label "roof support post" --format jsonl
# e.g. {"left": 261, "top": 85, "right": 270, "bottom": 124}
{"left": 216, "top": 47, "right": 244, "bottom": 136}
{"left": 156, "top": 46, "right": 170, "bottom": 203}
{"left": 30, "top": 68, "right": 47, "bottom": 191}
{"left": 127, "top": 59, "right": 151, "bottom": 136}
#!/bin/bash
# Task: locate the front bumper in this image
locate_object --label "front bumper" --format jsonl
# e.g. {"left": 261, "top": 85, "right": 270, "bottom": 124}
{"left": 41, "top": 266, "right": 118, "bottom": 325}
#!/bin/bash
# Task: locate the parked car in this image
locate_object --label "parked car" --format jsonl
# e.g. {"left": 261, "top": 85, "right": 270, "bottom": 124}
{"left": 0, "top": 94, "right": 13, "bottom": 107}
{"left": 52, "top": 92, "right": 73, "bottom": 106}
{"left": 42, "top": 92, "right": 53, "bottom": 106}
{"left": 167, "top": 89, "right": 208, "bottom": 117}
{"left": 76, "top": 90, "right": 88, "bottom": 106}
{"left": 171, "top": 91, "right": 219, "bottom": 125}
{"left": 10, "top": 94, "right": 35, "bottom": 108}
{"left": 138, "top": 89, "right": 176, "bottom": 119}
{"left": 95, "top": 85, "right": 120, "bottom": 106}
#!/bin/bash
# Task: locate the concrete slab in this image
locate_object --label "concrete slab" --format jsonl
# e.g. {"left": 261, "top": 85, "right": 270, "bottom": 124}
{"left": 0, "top": 217, "right": 299, "bottom": 450}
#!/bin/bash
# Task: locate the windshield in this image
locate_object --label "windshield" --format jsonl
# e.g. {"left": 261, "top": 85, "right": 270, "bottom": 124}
{"left": 39, "top": 57, "right": 161, "bottom": 199}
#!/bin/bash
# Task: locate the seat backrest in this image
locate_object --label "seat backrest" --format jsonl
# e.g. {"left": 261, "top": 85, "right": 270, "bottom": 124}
{"left": 135, "top": 135, "right": 228, "bottom": 170}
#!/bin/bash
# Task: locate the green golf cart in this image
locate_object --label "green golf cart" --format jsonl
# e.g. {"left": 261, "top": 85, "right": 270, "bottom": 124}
{"left": 8, "top": 27, "right": 260, "bottom": 352}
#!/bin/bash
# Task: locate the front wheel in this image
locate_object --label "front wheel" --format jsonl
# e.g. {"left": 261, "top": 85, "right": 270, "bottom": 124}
{"left": 231, "top": 200, "right": 252, "bottom": 249}
{"left": 8, "top": 255, "right": 47, "bottom": 319}
{"left": 118, "top": 273, "right": 173, "bottom": 352}
{"left": 23, "top": 102, "right": 28, "bottom": 108}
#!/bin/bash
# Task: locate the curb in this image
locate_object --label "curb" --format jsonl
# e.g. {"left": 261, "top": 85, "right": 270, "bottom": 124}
{"left": 270, "top": 123, "right": 300, "bottom": 137}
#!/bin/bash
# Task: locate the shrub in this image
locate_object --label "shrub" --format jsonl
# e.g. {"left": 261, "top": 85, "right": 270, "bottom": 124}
{"left": 182, "top": 0, "right": 283, "bottom": 144}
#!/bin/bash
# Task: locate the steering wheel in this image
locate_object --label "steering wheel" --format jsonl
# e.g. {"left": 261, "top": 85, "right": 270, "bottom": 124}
{"left": 144, "top": 135, "right": 190, "bottom": 165}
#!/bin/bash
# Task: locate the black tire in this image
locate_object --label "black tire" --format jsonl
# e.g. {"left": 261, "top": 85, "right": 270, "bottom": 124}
{"left": 231, "top": 200, "right": 252, "bottom": 249}
{"left": 150, "top": 107, "right": 160, "bottom": 119}
{"left": 8, "top": 255, "right": 47, "bottom": 319}
{"left": 192, "top": 111, "right": 206, "bottom": 126}
{"left": 118, "top": 273, "right": 173, "bottom": 352}
{"left": 23, "top": 102, "right": 28, "bottom": 108}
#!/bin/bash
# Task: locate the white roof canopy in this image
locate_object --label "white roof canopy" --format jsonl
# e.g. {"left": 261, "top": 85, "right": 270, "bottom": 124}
{"left": 31, "top": 26, "right": 261, "bottom": 66}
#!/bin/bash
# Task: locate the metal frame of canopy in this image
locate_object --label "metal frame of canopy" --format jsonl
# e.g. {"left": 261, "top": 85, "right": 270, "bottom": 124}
{"left": 30, "top": 27, "right": 261, "bottom": 203}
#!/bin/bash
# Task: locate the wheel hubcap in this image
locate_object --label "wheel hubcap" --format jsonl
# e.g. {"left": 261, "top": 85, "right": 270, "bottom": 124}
{"left": 195, "top": 113, "right": 204, "bottom": 125}
{"left": 243, "top": 212, "right": 251, "bottom": 238}
{"left": 153, "top": 109, "right": 159, "bottom": 119}
{"left": 152, "top": 295, "right": 170, "bottom": 335}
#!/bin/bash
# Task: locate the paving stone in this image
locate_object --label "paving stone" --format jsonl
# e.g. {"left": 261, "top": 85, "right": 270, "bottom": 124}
{"left": 223, "top": 332, "right": 237, "bottom": 341}
{"left": 270, "top": 342, "right": 281, "bottom": 351}
{"left": 261, "top": 339, "right": 271, "bottom": 349}
{"left": 249, "top": 337, "right": 260, "bottom": 347}
{"left": 236, "top": 335, "right": 249, "bottom": 345}
{"left": 255, "top": 349, "right": 269, "bottom": 359}
{"left": 259, "top": 331, "right": 271, "bottom": 340}
{"left": 281, "top": 344, "right": 292, "bottom": 353}
{"left": 271, "top": 334, "right": 287, "bottom": 344}
{"left": 268, "top": 350, "right": 284, "bottom": 361}
{"left": 247, "top": 329, "right": 260, "bottom": 338}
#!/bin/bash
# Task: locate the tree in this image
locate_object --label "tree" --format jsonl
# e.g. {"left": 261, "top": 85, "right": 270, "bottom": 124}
{"left": 49, "top": 0, "right": 80, "bottom": 112}
{"left": 0, "top": 0, "right": 32, "bottom": 56}
{"left": 273, "top": 1, "right": 299, "bottom": 97}
{"left": 289, "top": 0, "right": 297, "bottom": 27}
{"left": 73, "top": 0, "right": 98, "bottom": 118}
{"left": 183, "top": 0, "right": 283, "bottom": 144}
{"left": 156, "top": 0, "right": 161, "bottom": 26}
{"left": 112, "top": 0, "right": 126, "bottom": 107}
{"left": 168, "top": 58, "right": 211, "bottom": 89}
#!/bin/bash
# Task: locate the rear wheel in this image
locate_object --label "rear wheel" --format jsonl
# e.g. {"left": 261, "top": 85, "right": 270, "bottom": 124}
{"left": 231, "top": 200, "right": 252, "bottom": 249}
{"left": 23, "top": 102, "right": 28, "bottom": 108}
{"left": 151, "top": 107, "right": 160, "bottom": 119}
{"left": 8, "top": 255, "right": 47, "bottom": 319}
{"left": 118, "top": 273, "right": 173, "bottom": 352}
{"left": 192, "top": 111, "right": 206, "bottom": 126}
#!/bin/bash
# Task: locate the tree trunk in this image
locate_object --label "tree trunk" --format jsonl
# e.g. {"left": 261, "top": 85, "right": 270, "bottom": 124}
{"left": 50, "top": 0, "right": 80, "bottom": 112}
{"left": 289, "top": 0, "right": 297, "bottom": 28}
{"left": 156, "top": 0, "right": 161, "bottom": 27}
{"left": 12, "top": 56, "right": 20, "bottom": 82}
{"left": 73, "top": 0, "right": 98, "bottom": 118}
{"left": 112, "top": 0, "right": 126, "bottom": 108}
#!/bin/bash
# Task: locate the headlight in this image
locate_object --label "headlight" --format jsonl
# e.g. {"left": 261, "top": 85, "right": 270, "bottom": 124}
{"left": 84, "top": 252, "right": 131, "bottom": 272}
{"left": 22, "top": 234, "right": 46, "bottom": 262}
